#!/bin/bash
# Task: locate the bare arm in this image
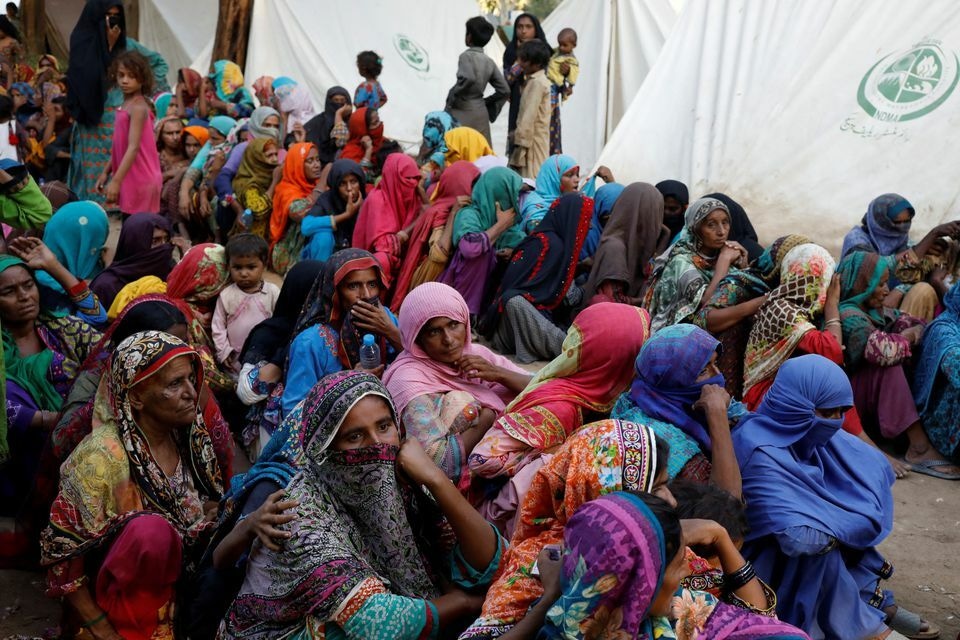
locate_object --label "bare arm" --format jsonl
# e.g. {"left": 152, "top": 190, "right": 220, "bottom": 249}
{"left": 64, "top": 586, "right": 122, "bottom": 640}
{"left": 111, "top": 101, "right": 148, "bottom": 184}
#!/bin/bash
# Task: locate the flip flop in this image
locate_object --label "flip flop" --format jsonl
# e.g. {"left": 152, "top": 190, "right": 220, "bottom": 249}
{"left": 888, "top": 605, "right": 941, "bottom": 639}
{"left": 905, "top": 458, "right": 960, "bottom": 481}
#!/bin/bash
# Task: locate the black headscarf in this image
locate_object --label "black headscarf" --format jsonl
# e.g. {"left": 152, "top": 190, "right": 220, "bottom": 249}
{"left": 655, "top": 179, "right": 689, "bottom": 240}
{"left": 309, "top": 159, "right": 366, "bottom": 251}
{"left": 304, "top": 86, "right": 351, "bottom": 165}
{"left": 703, "top": 192, "right": 764, "bottom": 262}
{"left": 66, "top": 0, "right": 126, "bottom": 126}
{"left": 503, "top": 13, "right": 546, "bottom": 135}
{"left": 481, "top": 192, "right": 593, "bottom": 334}
{"left": 239, "top": 260, "right": 324, "bottom": 367}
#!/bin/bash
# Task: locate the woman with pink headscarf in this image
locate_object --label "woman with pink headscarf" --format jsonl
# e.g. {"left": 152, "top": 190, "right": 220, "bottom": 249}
{"left": 383, "top": 282, "right": 531, "bottom": 490}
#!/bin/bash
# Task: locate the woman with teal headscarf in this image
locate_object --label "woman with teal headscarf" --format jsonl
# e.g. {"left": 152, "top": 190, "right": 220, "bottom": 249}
{"left": 519, "top": 153, "right": 577, "bottom": 232}
{"left": 440, "top": 166, "right": 525, "bottom": 314}
{"left": 837, "top": 251, "right": 960, "bottom": 479}
{"left": 0, "top": 254, "right": 101, "bottom": 527}
{"left": 8, "top": 201, "right": 109, "bottom": 325}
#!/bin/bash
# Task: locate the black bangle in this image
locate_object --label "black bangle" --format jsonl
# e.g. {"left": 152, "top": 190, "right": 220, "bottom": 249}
{"left": 723, "top": 560, "right": 756, "bottom": 593}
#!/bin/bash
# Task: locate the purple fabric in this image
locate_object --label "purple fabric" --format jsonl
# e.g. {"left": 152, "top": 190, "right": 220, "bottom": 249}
{"left": 5, "top": 380, "right": 38, "bottom": 432}
{"left": 90, "top": 213, "right": 174, "bottom": 310}
{"left": 215, "top": 140, "right": 249, "bottom": 198}
{"left": 850, "top": 363, "right": 920, "bottom": 438}
{"left": 440, "top": 232, "right": 496, "bottom": 314}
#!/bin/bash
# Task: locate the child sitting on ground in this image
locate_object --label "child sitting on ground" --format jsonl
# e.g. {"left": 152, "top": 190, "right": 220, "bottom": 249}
{"left": 547, "top": 28, "right": 579, "bottom": 100}
{"left": 509, "top": 39, "right": 553, "bottom": 179}
{"left": 212, "top": 233, "right": 280, "bottom": 373}
{"left": 354, "top": 50, "right": 387, "bottom": 110}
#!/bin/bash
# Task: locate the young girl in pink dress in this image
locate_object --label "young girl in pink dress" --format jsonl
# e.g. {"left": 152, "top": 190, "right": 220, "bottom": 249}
{"left": 96, "top": 49, "right": 162, "bottom": 215}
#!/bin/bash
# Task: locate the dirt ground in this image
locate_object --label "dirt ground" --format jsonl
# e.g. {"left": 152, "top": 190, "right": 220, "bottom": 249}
{"left": 1, "top": 473, "right": 957, "bottom": 639}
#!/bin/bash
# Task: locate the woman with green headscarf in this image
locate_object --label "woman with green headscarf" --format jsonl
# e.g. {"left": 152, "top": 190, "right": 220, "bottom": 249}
{"left": 0, "top": 254, "right": 100, "bottom": 539}
{"left": 440, "top": 166, "right": 526, "bottom": 315}
{"left": 198, "top": 60, "right": 255, "bottom": 120}
{"left": 837, "top": 251, "right": 960, "bottom": 479}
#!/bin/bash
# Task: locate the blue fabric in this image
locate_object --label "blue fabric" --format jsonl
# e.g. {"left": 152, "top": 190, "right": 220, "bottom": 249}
{"left": 840, "top": 193, "right": 914, "bottom": 258}
{"left": 610, "top": 393, "right": 702, "bottom": 479}
{"left": 579, "top": 183, "right": 624, "bottom": 261}
{"left": 422, "top": 111, "right": 456, "bottom": 167}
{"left": 35, "top": 201, "right": 109, "bottom": 293}
{"left": 914, "top": 282, "right": 960, "bottom": 413}
{"left": 627, "top": 324, "right": 722, "bottom": 452}
{"left": 520, "top": 153, "right": 577, "bottom": 232}
{"left": 272, "top": 76, "right": 296, "bottom": 90}
{"left": 733, "top": 355, "right": 894, "bottom": 548}
{"left": 225, "top": 400, "right": 306, "bottom": 506}
{"left": 300, "top": 214, "right": 336, "bottom": 261}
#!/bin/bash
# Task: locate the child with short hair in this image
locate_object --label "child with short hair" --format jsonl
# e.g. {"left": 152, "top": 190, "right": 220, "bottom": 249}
{"left": 445, "top": 16, "right": 510, "bottom": 145}
{"left": 95, "top": 49, "right": 162, "bottom": 214}
{"left": 509, "top": 39, "right": 552, "bottom": 179}
{"left": 354, "top": 51, "right": 387, "bottom": 110}
{"left": 546, "top": 27, "right": 579, "bottom": 154}
{"left": 212, "top": 233, "right": 281, "bottom": 373}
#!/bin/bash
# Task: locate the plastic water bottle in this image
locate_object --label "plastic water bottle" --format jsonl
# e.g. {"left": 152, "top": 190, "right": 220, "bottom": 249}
{"left": 359, "top": 334, "right": 380, "bottom": 369}
{"left": 241, "top": 208, "right": 253, "bottom": 229}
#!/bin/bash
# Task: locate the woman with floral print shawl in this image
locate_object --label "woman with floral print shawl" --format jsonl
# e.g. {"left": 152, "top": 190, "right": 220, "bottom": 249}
{"left": 539, "top": 492, "right": 810, "bottom": 640}
{"left": 40, "top": 331, "right": 223, "bottom": 640}
{"left": 220, "top": 371, "right": 504, "bottom": 640}
{"left": 645, "top": 197, "right": 750, "bottom": 333}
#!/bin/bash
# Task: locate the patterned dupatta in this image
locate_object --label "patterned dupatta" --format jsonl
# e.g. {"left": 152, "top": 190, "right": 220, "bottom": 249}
{"left": 496, "top": 302, "right": 651, "bottom": 450}
{"left": 743, "top": 244, "right": 836, "bottom": 393}
{"left": 42, "top": 331, "right": 223, "bottom": 567}
{"left": 224, "top": 371, "right": 446, "bottom": 639}
{"left": 462, "top": 419, "right": 660, "bottom": 638}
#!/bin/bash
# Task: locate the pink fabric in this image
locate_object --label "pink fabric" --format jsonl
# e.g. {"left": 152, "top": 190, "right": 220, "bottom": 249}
{"left": 383, "top": 281, "right": 527, "bottom": 415}
{"left": 351, "top": 154, "right": 422, "bottom": 277}
{"left": 95, "top": 514, "right": 182, "bottom": 640}
{"left": 111, "top": 107, "right": 162, "bottom": 214}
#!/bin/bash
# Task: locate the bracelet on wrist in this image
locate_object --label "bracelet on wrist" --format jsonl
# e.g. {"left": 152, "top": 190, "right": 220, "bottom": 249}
{"left": 722, "top": 560, "right": 756, "bottom": 593}
{"left": 81, "top": 612, "right": 107, "bottom": 628}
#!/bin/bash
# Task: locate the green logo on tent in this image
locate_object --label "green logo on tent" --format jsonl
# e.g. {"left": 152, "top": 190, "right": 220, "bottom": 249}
{"left": 858, "top": 40, "right": 959, "bottom": 122}
{"left": 394, "top": 34, "right": 429, "bottom": 72}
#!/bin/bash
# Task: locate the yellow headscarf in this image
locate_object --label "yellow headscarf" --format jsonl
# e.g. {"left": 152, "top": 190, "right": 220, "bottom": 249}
{"left": 107, "top": 276, "right": 168, "bottom": 320}
{"left": 444, "top": 127, "right": 494, "bottom": 164}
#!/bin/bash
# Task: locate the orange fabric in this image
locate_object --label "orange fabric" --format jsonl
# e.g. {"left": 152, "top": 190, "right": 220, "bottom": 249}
{"left": 339, "top": 107, "right": 384, "bottom": 163}
{"left": 270, "top": 142, "right": 317, "bottom": 242}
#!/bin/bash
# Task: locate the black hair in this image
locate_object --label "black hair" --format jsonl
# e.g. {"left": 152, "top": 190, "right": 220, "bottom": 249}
{"left": 0, "top": 94, "right": 13, "bottom": 120}
{"left": 466, "top": 16, "right": 495, "bottom": 47}
{"left": 517, "top": 39, "right": 552, "bottom": 69}
{"left": 670, "top": 479, "right": 749, "bottom": 555}
{"left": 6, "top": 3, "right": 17, "bottom": 15}
{"left": 113, "top": 301, "right": 187, "bottom": 345}
{"left": 557, "top": 27, "right": 578, "bottom": 43}
{"left": 0, "top": 15, "right": 19, "bottom": 40}
{"left": 226, "top": 233, "right": 269, "bottom": 264}
{"left": 356, "top": 50, "right": 382, "bottom": 79}
{"left": 628, "top": 492, "right": 683, "bottom": 563}
{"left": 374, "top": 139, "right": 403, "bottom": 171}
{"left": 109, "top": 49, "right": 155, "bottom": 96}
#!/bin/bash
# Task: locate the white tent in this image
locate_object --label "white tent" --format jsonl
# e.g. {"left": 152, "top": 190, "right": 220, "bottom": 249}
{"left": 245, "top": 0, "right": 507, "bottom": 150}
{"left": 596, "top": 0, "right": 960, "bottom": 253}
{"left": 542, "top": 0, "right": 676, "bottom": 169}
{"left": 137, "top": 0, "right": 217, "bottom": 85}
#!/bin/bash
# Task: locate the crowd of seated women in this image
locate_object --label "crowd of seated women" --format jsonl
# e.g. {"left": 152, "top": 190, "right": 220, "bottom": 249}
{"left": 3, "top": 10, "right": 960, "bottom": 640}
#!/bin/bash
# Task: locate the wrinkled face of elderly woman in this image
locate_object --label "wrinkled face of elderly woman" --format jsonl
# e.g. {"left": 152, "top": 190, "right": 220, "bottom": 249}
{"left": 128, "top": 355, "right": 199, "bottom": 431}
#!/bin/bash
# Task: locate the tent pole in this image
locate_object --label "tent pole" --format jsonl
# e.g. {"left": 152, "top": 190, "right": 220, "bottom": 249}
{"left": 21, "top": 0, "right": 44, "bottom": 55}
{"left": 212, "top": 0, "right": 254, "bottom": 73}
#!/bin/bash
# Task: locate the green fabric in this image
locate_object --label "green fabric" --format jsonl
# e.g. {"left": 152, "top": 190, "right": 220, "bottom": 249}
{"left": 837, "top": 251, "right": 893, "bottom": 325}
{"left": 0, "top": 256, "right": 63, "bottom": 437}
{"left": 0, "top": 175, "right": 53, "bottom": 230}
{"left": 452, "top": 167, "right": 526, "bottom": 249}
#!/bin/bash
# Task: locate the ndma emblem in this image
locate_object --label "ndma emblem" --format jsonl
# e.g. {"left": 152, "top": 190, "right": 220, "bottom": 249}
{"left": 394, "top": 34, "right": 430, "bottom": 73}
{"left": 858, "top": 39, "right": 959, "bottom": 122}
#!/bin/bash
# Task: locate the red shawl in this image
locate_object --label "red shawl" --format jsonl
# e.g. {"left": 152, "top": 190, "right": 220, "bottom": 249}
{"left": 339, "top": 107, "right": 384, "bottom": 163}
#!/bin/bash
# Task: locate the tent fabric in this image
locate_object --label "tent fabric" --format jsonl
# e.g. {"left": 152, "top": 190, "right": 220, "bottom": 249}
{"left": 542, "top": 0, "right": 676, "bottom": 170}
{"left": 596, "top": 0, "right": 960, "bottom": 254}
{"left": 244, "top": 0, "right": 508, "bottom": 150}
{"left": 138, "top": 0, "right": 218, "bottom": 85}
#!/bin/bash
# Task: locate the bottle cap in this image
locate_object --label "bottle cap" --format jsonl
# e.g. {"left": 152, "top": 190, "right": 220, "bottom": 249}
{"left": 362, "top": 334, "right": 375, "bottom": 346}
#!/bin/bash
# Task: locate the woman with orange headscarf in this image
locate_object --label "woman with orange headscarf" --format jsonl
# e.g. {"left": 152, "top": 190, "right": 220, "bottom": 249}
{"left": 351, "top": 153, "right": 424, "bottom": 287}
{"left": 270, "top": 142, "right": 322, "bottom": 274}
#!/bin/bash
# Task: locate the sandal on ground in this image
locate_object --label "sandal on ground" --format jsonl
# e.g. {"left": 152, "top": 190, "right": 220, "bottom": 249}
{"left": 887, "top": 606, "right": 941, "bottom": 639}
{"left": 903, "top": 458, "right": 960, "bottom": 481}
